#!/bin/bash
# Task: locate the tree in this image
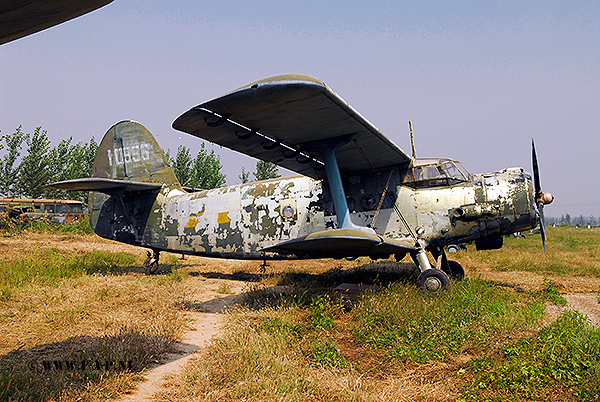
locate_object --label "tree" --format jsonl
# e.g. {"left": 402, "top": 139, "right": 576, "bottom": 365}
{"left": 0, "top": 126, "right": 26, "bottom": 197}
{"left": 189, "top": 142, "right": 226, "bottom": 189}
{"left": 238, "top": 166, "right": 250, "bottom": 184}
{"left": 44, "top": 136, "right": 73, "bottom": 199}
{"left": 17, "top": 126, "right": 51, "bottom": 198}
{"left": 253, "top": 160, "right": 280, "bottom": 181}
{"left": 172, "top": 145, "right": 193, "bottom": 187}
{"left": 44, "top": 137, "right": 98, "bottom": 202}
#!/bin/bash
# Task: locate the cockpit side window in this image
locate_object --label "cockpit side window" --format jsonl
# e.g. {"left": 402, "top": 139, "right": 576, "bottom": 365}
{"left": 404, "top": 160, "right": 470, "bottom": 188}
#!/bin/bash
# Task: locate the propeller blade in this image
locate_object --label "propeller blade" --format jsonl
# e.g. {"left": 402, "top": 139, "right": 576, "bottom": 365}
{"left": 531, "top": 138, "right": 542, "bottom": 198}
{"left": 532, "top": 138, "right": 549, "bottom": 252}
{"left": 538, "top": 203, "right": 547, "bottom": 252}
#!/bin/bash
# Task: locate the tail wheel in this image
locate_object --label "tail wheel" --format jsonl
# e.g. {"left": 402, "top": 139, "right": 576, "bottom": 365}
{"left": 143, "top": 250, "right": 159, "bottom": 275}
{"left": 417, "top": 269, "right": 450, "bottom": 294}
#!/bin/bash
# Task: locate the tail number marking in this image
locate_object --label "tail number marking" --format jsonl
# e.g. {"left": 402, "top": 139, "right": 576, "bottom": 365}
{"left": 107, "top": 143, "right": 151, "bottom": 166}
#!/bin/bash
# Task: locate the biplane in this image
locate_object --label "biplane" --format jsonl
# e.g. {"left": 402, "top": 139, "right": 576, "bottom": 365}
{"left": 46, "top": 74, "right": 553, "bottom": 292}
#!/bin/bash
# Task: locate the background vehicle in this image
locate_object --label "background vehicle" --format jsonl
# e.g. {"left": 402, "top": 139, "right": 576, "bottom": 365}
{"left": 0, "top": 198, "right": 85, "bottom": 224}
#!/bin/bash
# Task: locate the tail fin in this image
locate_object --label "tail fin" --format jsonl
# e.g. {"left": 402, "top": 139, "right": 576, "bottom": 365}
{"left": 93, "top": 120, "right": 181, "bottom": 187}
{"left": 45, "top": 121, "right": 181, "bottom": 246}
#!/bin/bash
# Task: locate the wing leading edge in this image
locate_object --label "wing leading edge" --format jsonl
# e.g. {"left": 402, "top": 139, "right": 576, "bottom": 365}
{"left": 172, "top": 74, "right": 411, "bottom": 180}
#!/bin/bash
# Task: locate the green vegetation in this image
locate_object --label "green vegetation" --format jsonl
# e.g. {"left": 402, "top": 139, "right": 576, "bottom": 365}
{"left": 253, "top": 160, "right": 280, "bottom": 181}
{"left": 351, "top": 279, "right": 544, "bottom": 363}
{"left": 159, "top": 226, "right": 600, "bottom": 401}
{"left": 0, "top": 230, "right": 186, "bottom": 401}
{"left": 0, "top": 249, "right": 136, "bottom": 297}
{"left": 169, "top": 142, "right": 226, "bottom": 189}
{"left": 2, "top": 225, "right": 599, "bottom": 401}
{"left": 460, "top": 311, "right": 600, "bottom": 401}
{"left": 0, "top": 125, "right": 97, "bottom": 202}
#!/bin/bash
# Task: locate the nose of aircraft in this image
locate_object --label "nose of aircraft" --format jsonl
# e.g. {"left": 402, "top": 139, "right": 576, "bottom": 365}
{"left": 539, "top": 192, "right": 554, "bottom": 205}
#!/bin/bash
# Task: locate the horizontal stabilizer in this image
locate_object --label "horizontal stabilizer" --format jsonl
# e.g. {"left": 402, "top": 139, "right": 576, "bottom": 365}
{"left": 261, "top": 228, "right": 415, "bottom": 258}
{"left": 43, "top": 178, "right": 162, "bottom": 193}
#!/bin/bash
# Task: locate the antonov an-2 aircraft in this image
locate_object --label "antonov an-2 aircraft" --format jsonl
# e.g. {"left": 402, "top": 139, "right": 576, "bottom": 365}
{"left": 46, "top": 74, "right": 554, "bottom": 293}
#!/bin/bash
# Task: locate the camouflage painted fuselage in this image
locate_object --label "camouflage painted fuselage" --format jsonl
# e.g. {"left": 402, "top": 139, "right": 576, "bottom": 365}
{"left": 90, "top": 167, "right": 538, "bottom": 259}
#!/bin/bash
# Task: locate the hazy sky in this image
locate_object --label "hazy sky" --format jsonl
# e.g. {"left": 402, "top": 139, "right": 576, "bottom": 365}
{"left": 1, "top": 1, "right": 598, "bottom": 218}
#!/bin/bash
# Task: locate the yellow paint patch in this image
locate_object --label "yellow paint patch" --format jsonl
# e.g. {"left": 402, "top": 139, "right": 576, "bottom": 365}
{"left": 185, "top": 218, "right": 199, "bottom": 228}
{"left": 217, "top": 212, "right": 231, "bottom": 224}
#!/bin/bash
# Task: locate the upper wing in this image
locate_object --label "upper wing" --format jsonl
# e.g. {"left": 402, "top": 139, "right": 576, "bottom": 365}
{"left": 0, "top": 0, "right": 114, "bottom": 45}
{"left": 172, "top": 74, "right": 411, "bottom": 180}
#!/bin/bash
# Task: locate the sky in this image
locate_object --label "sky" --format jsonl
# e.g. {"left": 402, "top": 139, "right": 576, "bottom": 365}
{"left": 0, "top": 0, "right": 598, "bottom": 218}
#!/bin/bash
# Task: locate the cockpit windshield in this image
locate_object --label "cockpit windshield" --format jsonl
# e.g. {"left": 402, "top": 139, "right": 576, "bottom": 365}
{"left": 404, "top": 159, "right": 470, "bottom": 188}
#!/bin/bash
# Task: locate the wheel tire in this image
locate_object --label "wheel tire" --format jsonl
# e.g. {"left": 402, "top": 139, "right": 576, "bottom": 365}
{"left": 445, "top": 260, "right": 465, "bottom": 281}
{"left": 143, "top": 258, "right": 159, "bottom": 275}
{"left": 417, "top": 269, "right": 450, "bottom": 293}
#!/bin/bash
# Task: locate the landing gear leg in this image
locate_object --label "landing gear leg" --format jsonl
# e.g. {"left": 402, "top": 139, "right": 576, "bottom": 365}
{"left": 143, "top": 250, "right": 160, "bottom": 275}
{"left": 411, "top": 247, "right": 451, "bottom": 293}
{"left": 431, "top": 247, "right": 465, "bottom": 281}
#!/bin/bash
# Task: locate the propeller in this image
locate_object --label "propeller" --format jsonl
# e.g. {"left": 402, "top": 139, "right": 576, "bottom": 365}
{"left": 532, "top": 139, "right": 554, "bottom": 252}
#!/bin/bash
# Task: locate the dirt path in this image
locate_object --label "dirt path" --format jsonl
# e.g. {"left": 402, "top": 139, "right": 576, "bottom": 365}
{"left": 118, "top": 312, "right": 223, "bottom": 402}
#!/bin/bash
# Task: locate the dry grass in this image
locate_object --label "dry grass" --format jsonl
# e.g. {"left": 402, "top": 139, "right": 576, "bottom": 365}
{"left": 0, "top": 232, "right": 191, "bottom": 401}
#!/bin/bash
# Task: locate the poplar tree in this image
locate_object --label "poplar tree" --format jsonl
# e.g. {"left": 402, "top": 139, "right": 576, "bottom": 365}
{"left": 17, "top": 126, "right": 51, "bottom": 198}
{"left": 253, "top": 160, "right": 280, "bottom": 181}
{"left": 0, "top": 126, "right": 26, "bottom": 197}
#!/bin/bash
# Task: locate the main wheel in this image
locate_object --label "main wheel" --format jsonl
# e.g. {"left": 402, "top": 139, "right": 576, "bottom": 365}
{"left": 443, "top": 260, "right": 465, "bottom": 281}
{"left": 417, "top": 269, "right": 450, "bottom": 293}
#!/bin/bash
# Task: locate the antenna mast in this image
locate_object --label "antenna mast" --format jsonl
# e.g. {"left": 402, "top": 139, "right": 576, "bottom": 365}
{"left": 409, "top": 121, "right": 416, "bottom": 159}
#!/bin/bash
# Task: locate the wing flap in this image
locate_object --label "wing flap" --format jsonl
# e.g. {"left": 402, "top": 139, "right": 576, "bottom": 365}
{"left": 173, "top": 74, "right": 411, "bottom": 179}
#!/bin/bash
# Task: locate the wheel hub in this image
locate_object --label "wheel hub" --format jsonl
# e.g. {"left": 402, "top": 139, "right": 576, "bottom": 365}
{"left": 424, "top": 276, "right": 442, "bottom": 292}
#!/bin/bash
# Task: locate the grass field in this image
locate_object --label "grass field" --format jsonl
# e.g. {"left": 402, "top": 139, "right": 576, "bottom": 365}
{"left": 1, "top": 223, "right": 599, "bottom": 401}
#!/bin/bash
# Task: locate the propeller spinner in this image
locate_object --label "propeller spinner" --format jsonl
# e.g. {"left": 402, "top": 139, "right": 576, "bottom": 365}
{"left": 532, "top": 139, "right": 554, "bottom": 251}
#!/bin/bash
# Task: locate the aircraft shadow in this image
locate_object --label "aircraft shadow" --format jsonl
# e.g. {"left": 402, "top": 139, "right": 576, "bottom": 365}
{"left": 186, "top": 261, "right": 420, "bottom": 311}
{"left": 190, "top": 260, "right": 419, "bottom": 288}
{"left": 0, "top": 331, "right": 187, "bottom": 400}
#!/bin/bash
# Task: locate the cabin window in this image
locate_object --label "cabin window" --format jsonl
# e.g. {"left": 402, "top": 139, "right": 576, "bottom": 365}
{"left": 56, "top": 204, "right": 67, "bottom": 213}
{"left": 404, "top": 160, "right": 470, "bottom": 188}
{"left": 45, "top": 205, "right": 55, "bottom": 213}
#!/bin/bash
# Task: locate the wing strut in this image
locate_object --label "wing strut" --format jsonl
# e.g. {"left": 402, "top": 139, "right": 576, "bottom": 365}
{"left": 303, "top": 135, "right": 374, "bottom": 234}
